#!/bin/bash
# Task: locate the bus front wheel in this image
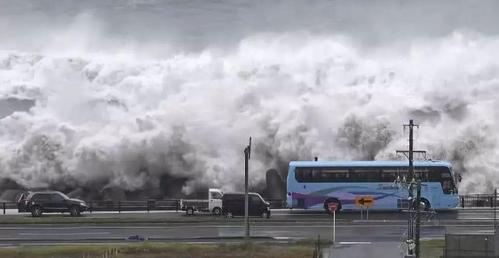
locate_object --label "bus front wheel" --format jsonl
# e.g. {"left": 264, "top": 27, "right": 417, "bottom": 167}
{"left": 420, "top": 198, "right": 431, "bottom": 211}
{"left": 324, "top": 198, "right": 341, "bottom": 214}
{"left": 413, "top": 198, "right": 431, "bottom": 211}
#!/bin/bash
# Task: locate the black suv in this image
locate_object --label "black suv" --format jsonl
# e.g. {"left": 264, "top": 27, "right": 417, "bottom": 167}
{"left": 17, "top": 191, "right": 88, "bottom": 217}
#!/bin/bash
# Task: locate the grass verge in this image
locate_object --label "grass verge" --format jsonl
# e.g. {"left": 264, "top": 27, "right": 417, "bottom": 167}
{"left": 421, "top": 239, "right": 444, "bottom": 258}
{"left": 0, "top": 242, "right": 314, "bottom": 258}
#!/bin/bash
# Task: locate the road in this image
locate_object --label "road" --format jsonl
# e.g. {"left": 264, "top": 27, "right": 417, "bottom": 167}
{"left": 0, "top": 208, "right": 496, "bottom": 245}
{"left": 0, "top": 209, "right": 496, "bottom": 258}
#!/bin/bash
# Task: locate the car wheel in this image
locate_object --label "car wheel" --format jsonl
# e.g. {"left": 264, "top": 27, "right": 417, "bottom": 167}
{"left": 186, "top": 207, "right": 194, "bottom": 216}
{"left": 31, "top": 206, "right": 42, "bottom": 217}
{"left": 70, "top": 206, "right": 81, "bottom": 217}
{"left": 226, "top": 212, "right": 233, "bottom": 219}
{"left": 212, "top": 207, "right": 222, "bottom": 216}
{"left": 261, "top": 211, "right": 270, "bottom": 219}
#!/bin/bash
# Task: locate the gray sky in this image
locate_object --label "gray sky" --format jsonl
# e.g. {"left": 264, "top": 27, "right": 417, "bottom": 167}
{"left": 1, "top": 0, "right": 499, "bottom": 53}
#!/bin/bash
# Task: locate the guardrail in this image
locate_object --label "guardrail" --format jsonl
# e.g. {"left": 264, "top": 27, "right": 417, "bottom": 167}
{"left": 460, "top": 194, "right": 497, "bottom": 208}
{"left": 0, "top": 199, "right": 287, "bottom": 214}
{"left": 85, "top": 200, "right": 182, "bottom": 213}
{"left": 1, "top": 202, "right": 17, "bottom": 214}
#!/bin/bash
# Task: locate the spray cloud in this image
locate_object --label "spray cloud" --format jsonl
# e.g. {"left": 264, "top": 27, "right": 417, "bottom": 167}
{"left": 1, "top": 1, "right": 499, "bottom": 197}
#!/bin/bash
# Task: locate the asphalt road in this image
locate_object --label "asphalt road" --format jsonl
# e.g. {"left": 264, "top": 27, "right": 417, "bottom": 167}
{"left": 0, "top": 208, "right": 496, "bottom": 245}
{"left": 0, "top": 223, "right": 491, "bottom": 243}
{"left": 2, "top": 207, "right": 497, "bottom": 220}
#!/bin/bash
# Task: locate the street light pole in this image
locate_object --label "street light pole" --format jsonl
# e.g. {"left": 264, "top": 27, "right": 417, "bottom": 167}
{"left": 244, "top": 137, "right": 252, "bottom": 240}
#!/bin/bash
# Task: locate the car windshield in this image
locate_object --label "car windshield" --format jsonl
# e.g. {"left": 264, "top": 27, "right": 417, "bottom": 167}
{"left": 254, "top": 193, "right": 265, "bottom": 202}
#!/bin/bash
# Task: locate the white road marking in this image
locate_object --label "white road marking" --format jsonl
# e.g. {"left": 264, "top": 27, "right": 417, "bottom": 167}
{"left": 19, "top": 232, "right": 110, "bottom": 236}
{"left": 339, "top": 242, "right": 372, "bottom": 245}
{"left": 0, "top": 223, "right": 491, "bottom": 231}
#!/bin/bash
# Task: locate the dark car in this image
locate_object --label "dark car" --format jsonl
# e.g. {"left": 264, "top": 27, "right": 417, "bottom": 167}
{"left": 222, "top": 192, "right": 270, "bottom": 218}
{"left": 17, "top": 191, "right": 88, "bottom": 217}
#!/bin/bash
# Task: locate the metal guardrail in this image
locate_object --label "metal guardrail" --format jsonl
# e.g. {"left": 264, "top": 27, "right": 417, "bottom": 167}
{"left": 2, "top": 196, "right": 495, "bottom": 215}
{"left": 85, "top": 200, "right": 181, "bottom": 213}
{"left": 460, "top": 194, "right": 497, "bottom": 208}
{"left": 1, "top": 202, "right": 17, "bottom": 214}
{"left": 0, "top": 199, "right": 287, "bottom": 214}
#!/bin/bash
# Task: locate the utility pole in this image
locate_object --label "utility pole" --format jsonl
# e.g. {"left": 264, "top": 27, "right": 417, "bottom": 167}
{"left": 244, "top": 137, "right": 252, "bottom": 240}
{"left": 494, "top": 189, "right": 497, "bottom": 234}
{"left": 415, "top": 178, "right": 421, "bottom": 258}
{"left": 405, "top": 119, "right": 416, "bottom": 182}
{"left": 403, "top": 119, "right": 420, "bottom": 258}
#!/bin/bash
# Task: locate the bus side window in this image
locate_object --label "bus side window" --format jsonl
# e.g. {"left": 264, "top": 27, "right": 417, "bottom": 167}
{"left": 398, "top": 168, "right": 408, "bottom": 182}
{"left": 295, "top": 168, "right": 313, "bottom": 182}
{"left": 305, "top": 169, "right": 313, "bottom": 182}
{"left": 352, "top": 168, "right": 381, "bottom": 182}
{"left": 381, "top": 169, "right": 397, "bottom": 182}
{"left": 415, "top": 168, "right": 430, "bottom": 182}
{"left": 321, "top": 168, "right": 350, "bottom": 182}
{"left": 312, "top": 168, "right": 321, "bottom": 182}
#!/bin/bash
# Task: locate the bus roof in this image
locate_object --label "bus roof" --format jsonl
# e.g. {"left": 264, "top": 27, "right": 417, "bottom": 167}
{"left": 289, "top": 160, "right": 452, "bottom": 168}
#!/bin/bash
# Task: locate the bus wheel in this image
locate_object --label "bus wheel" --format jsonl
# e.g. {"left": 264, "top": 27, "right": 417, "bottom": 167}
{"left": 420, "top": 198, "right": 431, "bottom": 211}
{"left": 324, "top": 198, "right": 341, "bottom": 214}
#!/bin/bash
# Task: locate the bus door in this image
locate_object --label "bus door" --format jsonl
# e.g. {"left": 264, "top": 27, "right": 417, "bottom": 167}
{"left": 417, "top": 169, "right": 438, "bottom": 207}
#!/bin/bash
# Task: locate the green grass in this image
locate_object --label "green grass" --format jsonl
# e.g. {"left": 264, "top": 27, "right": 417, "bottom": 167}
{"left": 421, "top": 239, "right": 444, "bottom": 258}
{"left": 0, "top": 242, "right": 314, "bottom": 258}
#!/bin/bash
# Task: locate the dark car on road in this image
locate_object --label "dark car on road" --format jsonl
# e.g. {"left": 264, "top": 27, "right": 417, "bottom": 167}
{"left": 17, "top": 191, "right": 88, "bottom": 217}
{"left": 222, "top": 192, "right": 270, "bottom": 218}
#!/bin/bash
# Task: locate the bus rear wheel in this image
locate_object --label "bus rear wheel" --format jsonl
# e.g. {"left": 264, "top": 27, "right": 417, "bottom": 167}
{"left": 324, "top": 198, "right": 341, "bottom": 214}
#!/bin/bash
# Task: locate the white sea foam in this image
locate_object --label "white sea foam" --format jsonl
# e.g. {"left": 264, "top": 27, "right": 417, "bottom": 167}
{"left": 0, "top": 31, "right": 498, "bottom": 194}
{"left": 1, "top": 1, "right": 499, "bottom": 196}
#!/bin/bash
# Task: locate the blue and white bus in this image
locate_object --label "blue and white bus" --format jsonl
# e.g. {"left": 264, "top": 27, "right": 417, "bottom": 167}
{"left": 286, "top": 160, "right": 459, "bottom": 211}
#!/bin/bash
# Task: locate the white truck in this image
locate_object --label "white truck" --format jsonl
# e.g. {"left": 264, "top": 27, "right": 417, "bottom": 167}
{"left": 180, "top": 188, "right": 223, "bottom": 215}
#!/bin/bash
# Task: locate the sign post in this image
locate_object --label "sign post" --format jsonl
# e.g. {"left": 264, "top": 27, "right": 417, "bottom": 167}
{"left": 328, "top": 202, "right": 338, "bottom": 243}
{"left": 355, "top": 196, "right": 374, "bottom": 221}
{"left": 244, "top": 137, "right": 252, "bottom": 240}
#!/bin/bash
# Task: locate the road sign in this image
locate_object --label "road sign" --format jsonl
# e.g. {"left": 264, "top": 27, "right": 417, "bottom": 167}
{"left": 355, "top": 196, "right": 374, "bottom": 208}
{"left": 328, "top": 202, "right": 337, "bottom": 243}
{"left": 328, "top": 202, "right": 338, "bottom": 212}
